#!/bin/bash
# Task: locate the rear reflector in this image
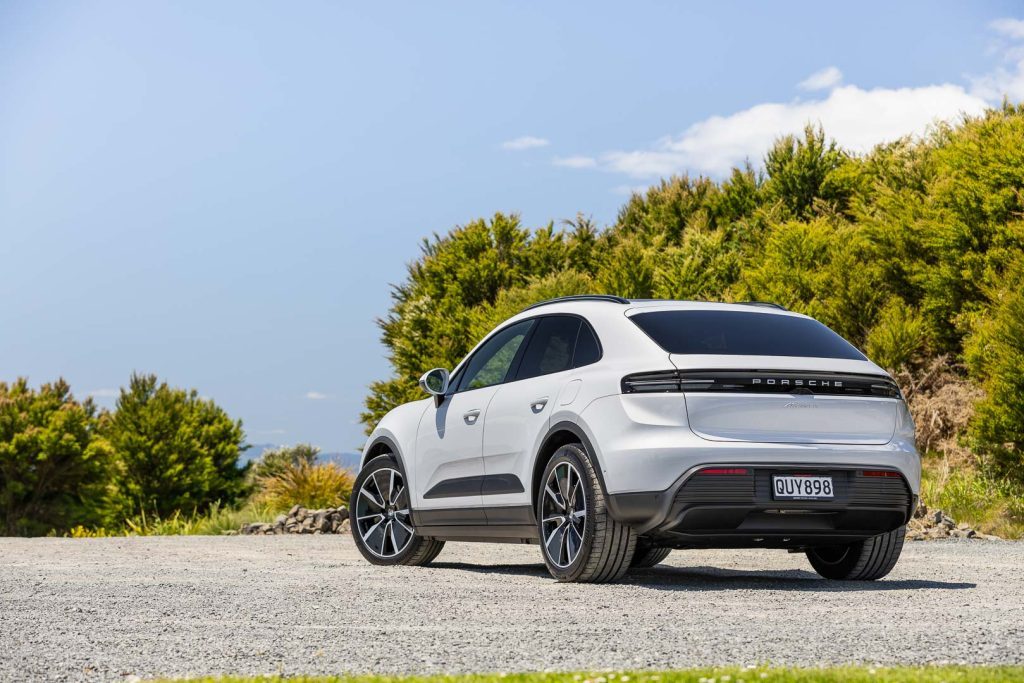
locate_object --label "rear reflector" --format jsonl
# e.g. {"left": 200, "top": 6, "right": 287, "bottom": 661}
{"left": 698, "top": 467, "right": 749, "bottom": 476}
{"left": 862, "top": 470, "right": 901, "bottom": 478}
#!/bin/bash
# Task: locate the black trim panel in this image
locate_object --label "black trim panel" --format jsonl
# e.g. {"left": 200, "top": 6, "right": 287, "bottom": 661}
{"left": 413, "top": 507, "right": 488, "bottom": 526}
{"left": 423, "top": 474, "right": 525, "bottom": 499}
{"left": 417, "top": 524, "right": 539, "bottom": 543}
{"left": 484, "top": 505, "right": 534, "bottom": 525}
{"left": 481, "top": 474, "right": 525, "bottom": 496}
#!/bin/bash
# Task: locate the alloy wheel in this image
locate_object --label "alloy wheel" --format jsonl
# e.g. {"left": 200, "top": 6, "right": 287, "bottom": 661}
{"left": 355, "top": 467, "right": 414, "bottom": 558}
{"left": 541, "top": 461, "right": 587, "bottom": 568}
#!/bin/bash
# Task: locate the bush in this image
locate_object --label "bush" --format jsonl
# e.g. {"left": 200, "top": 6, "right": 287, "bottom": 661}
{"left": 921, "top": 458, "right": 1024, "bottom": 539}
{"left": 248, "top": 443, "right": 320, "bottom": 482}
{"left": 966, "top": 266, "right": 1024, "bottom": 481}
{"left": 255, "top": 461, "right": 354, "bottom": 512}
{"left": 103, "top": 373, "right": 247, "bottom": 522}
{"left": 0, "top": 379, "right": 110, "bottom": 535}
{"left": 865, "top": 298, "right": 928, "bottom": 371}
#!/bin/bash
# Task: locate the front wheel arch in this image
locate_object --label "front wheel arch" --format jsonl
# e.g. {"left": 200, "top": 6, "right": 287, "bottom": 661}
{"left": 362, "top": 435, "right": 408, "bottom": 477}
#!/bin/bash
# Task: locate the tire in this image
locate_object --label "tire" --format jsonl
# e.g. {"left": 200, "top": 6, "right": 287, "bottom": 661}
{"left": 349, "top": 454, "right": 444, "bottom": 567}
{"left": 806, "top": 525, "right": 905, "bottom": 580}
{"left": 537, "top": 443, "right": 636, "bottom": 582}
{"left": 631, "top": 541, "right": 672, "bottom": 568}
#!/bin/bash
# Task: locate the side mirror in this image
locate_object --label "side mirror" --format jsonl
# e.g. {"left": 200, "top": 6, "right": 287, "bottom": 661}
{"left": 419, "top": 368, "right": 450, "bottom": 405}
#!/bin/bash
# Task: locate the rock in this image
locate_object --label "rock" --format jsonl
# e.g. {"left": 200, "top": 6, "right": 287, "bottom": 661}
{"left": 239, "top": 504, "right": 355, "bottom": 536}
{"left": 905, "top": 505, "right": 998, "bottom": 541}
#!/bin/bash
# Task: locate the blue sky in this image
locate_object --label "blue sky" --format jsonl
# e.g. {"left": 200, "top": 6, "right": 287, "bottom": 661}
{"left": 2, "top": 1, "right": 1024, "bottom": 452}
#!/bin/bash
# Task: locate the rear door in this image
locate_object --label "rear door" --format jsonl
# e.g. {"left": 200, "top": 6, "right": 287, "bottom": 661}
{"left": 481, "top": 315, "right": 601, "bottom": 512}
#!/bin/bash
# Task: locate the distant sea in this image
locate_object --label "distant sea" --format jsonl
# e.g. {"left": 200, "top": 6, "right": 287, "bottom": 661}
{"left": 240, "top": 443, "right": 361, "bottom": 472}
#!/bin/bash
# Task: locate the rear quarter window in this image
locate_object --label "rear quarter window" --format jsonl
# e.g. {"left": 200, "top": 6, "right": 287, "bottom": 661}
{"left": 629, "top": 310, "right": 867, "bottom": 360}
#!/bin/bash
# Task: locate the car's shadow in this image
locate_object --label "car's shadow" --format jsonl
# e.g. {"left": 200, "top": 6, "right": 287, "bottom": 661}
{"left": 429, "top": 561, "right": 975, "bottom": 591}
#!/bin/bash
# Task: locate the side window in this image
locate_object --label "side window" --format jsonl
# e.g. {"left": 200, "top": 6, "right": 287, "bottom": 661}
{"left": 457, "top": 320, "right": 533, "bottom": 392}
{"left": 515, "top": 316, "right": 582, "bottom": 381}
{"left": 572, "top": 320, "right": 601, "bottom": 368}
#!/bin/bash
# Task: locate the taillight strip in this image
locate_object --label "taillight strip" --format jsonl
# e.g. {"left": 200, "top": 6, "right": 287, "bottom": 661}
{"left": 621, "top": 370, "right": 901, "bottom": 398}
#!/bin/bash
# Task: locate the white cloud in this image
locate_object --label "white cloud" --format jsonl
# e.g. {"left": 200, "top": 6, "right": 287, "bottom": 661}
{"left": 305, "top": 391, "right": 332, "bottom": 400}
{"left": 799, "top": 66, "right": 843, "bottom": 91}
{"left": 553, "top": 155, "right": 597, "bottom": 169}
{"left": 87, "top": 388, "right": 119, "bottom": 398}
{"left": 600, "top": 83, "right": 987, "bottom": 178}
{"left": 556, "top": 21, "right": 1024, "bottom": 180}
{"left": 501, "top": 136, "right": 549, "bottom": 151}
{"left": 992, "top": 17, "right": 1024, "bottom": 40}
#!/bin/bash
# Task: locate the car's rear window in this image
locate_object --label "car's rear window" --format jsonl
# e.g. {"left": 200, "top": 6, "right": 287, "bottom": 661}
{"left": 629, "top": 310, "right": 867, "bottom": 360}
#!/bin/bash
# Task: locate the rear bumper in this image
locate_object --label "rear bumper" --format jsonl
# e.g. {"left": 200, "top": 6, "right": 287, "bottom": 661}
{"left": 606, "top": 464, "right": 916, "bottom": 546}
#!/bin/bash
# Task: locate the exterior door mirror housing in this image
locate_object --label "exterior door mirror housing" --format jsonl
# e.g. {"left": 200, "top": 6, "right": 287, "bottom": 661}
{"left": 419, "top": 368, "right": 450, "bottom": 405}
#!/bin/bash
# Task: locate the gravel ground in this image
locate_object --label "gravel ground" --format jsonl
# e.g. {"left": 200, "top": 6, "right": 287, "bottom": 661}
{"left": 1, "top": 536, "right": 1022, "bottom": 681}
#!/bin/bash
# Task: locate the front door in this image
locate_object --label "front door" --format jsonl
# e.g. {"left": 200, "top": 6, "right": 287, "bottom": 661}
{"left": 413, "top": 319, "right": 534, "bottom": 514}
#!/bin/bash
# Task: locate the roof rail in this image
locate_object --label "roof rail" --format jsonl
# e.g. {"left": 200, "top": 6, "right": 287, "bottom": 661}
{"left": 732, "top": 301, "right": 787, "bottom": 310}
{"left": 521, "top": 294, "right": 630, "bottom": 312}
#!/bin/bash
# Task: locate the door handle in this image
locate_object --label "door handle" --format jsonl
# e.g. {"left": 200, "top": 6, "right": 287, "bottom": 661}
{"left": 463, "top": 409, "right": 481, "bottom": 425}
{"left": 530, "top": 398, "right": 548, "bottom": 414}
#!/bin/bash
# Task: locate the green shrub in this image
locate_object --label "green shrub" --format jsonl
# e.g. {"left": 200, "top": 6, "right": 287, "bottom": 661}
{"left": 103, "top": 373, "right": 247, "bottom": 522}
{"left": 249, "top": 443, "right": 320, "bottom": 482}
{"left": 921, "top": 458, "right": 1024, "bottom": 539}
{"left": 966, "top": 266, "right": 1024, "bottom": 481}
{"left": 865, "top": 298, "right": 928, "bottom": 370}
{"left": 256, "top": 461, "right": 354, "bottom": 512}
{"left": 0, "top": 379, "right": 110, "bottom": 535}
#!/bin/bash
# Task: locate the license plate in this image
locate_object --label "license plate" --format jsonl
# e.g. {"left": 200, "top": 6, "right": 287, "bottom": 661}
{"left": 772, "top": 475, "right": 834, "bottom": 500}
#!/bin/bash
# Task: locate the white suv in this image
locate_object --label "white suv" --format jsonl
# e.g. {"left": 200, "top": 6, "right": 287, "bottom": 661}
{"left": 351, "top": 296, "right": 919, "bottom": 583}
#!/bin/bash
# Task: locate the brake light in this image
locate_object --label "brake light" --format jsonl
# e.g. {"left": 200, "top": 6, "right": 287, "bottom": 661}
{"left": 862, "top": 470, "right": 901, "bottom": 478}
{"left": 698, "top": 467, "right": 749, "bottom": 475}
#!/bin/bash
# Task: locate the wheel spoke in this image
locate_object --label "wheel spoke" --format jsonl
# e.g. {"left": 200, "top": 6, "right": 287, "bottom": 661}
{"left": 545, "top": 523, "right": 567, "bottom": 562}
{"left": 557, "top": 464, "right": 571, "bottom": 503}
{"left": 542, "top": 515, "right": 565, "bottom": 525}
{"left": 360, "top": 485, "right": 385, "bottom": 509}
{"left": 358, "top": 513, "right": 384, "bottom": 522}
{"left": 566, "top": 522, "right": 583, "bottom": 561}
{"left": 544, "top": 484, "right": 566, "bottom": 510}
{"left": 390, "top": 484, "right": 404, "bottom": 506}
{"left": 372, "top": 471, "right": 390, "bottom": 505}
{"left": 361, "top": 517, "right": 385, "bottom": 544}
{"left": 393, "top": 516, "right": 414, "bottom": 536}
{"left": 376, "top": 521, "right": 390, "bottom": 555}
{"left": 387, "top": 520, "right": 400, "bottom": 555}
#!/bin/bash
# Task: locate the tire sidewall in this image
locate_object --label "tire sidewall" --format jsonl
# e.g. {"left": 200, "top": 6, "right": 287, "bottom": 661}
{"left": 536, "top": 444, "right": 598, "bottom": 581}
{"left": 349, "top": 454, "right": 424, "bottom": 566}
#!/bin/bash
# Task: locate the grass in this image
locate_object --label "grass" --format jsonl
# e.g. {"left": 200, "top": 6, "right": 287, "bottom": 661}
{"left": 920, "top": 454, "right": 1024, "bottom": 539}
{"left": 66, "top": 501, "right": 279, "bottom": 537}
{"left": 157, "top": 667, "right": 1024, "bottom": 683}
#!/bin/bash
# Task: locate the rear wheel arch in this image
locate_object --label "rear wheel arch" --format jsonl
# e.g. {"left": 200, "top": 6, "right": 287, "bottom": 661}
{"left": 532, "top": 421, "right": 609, "bottom": 512}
